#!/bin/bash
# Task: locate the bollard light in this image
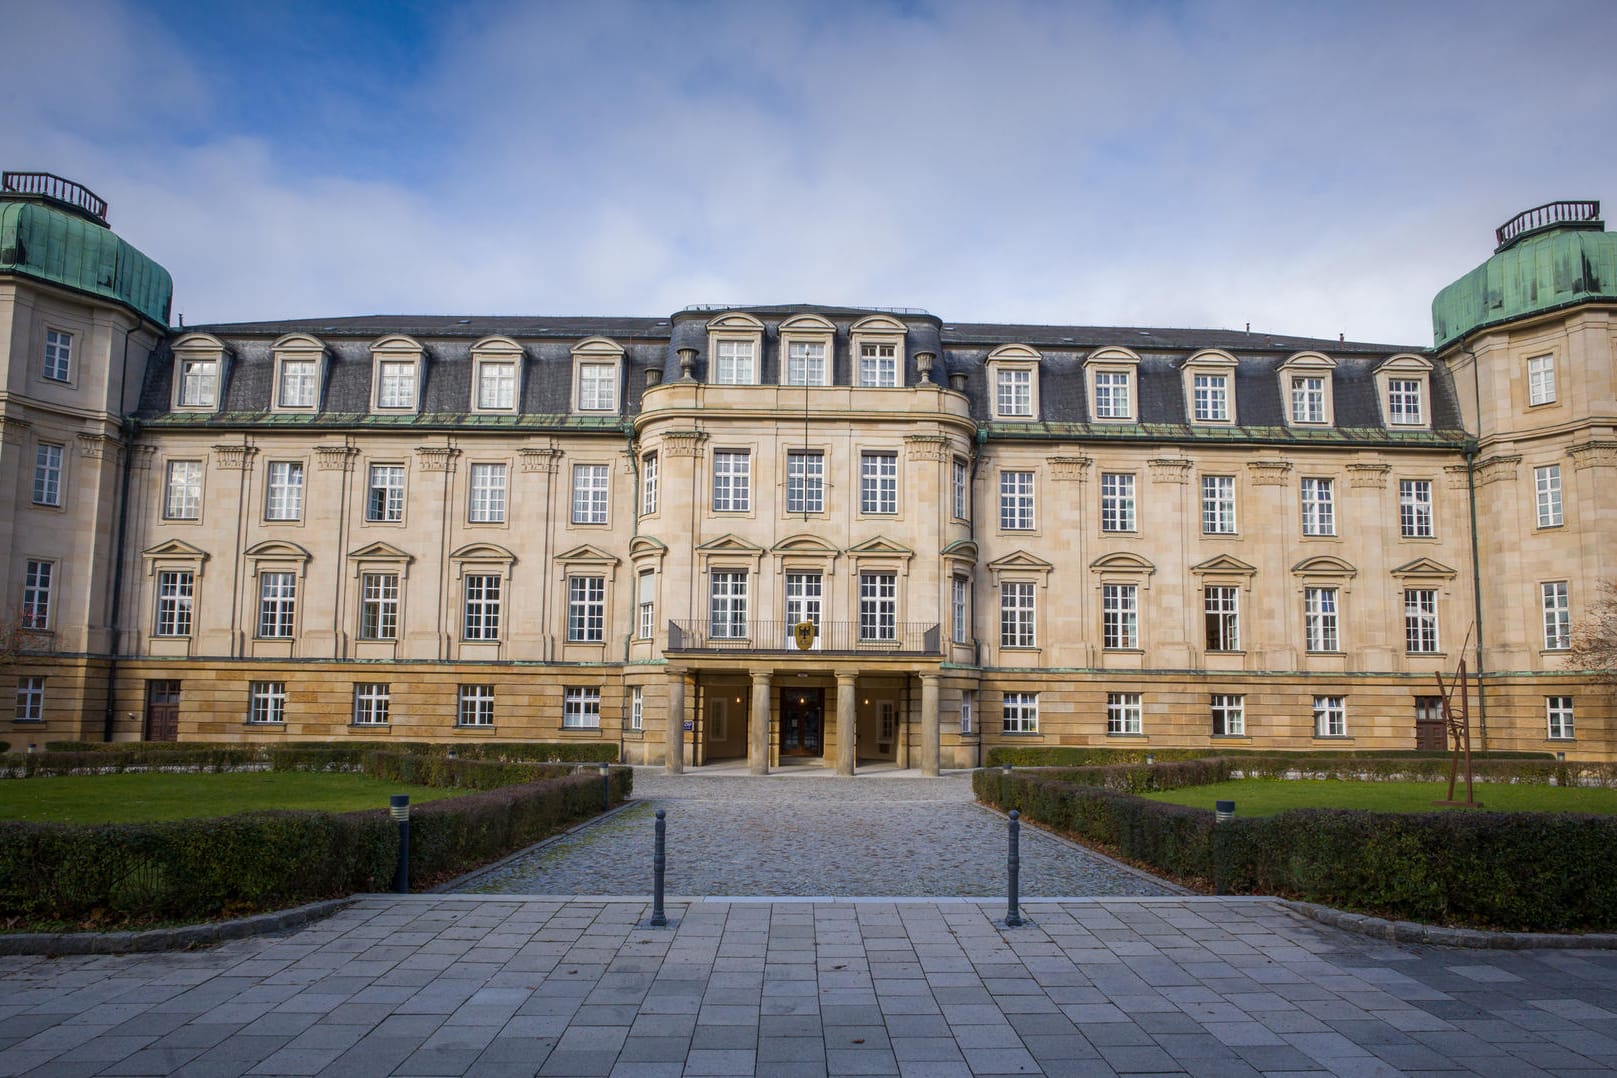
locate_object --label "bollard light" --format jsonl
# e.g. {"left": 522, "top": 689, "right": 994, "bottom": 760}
{"left": 1145, "top": 753, "right": 1155, "bottom": 766}
{"left": 1215, "top": 799, "right": 1235, "bottom": 823}
{"left": 1002, "top": 761, "right": 1013, "bottom": 775}
{"left": 599, "top": 762, "right": 612, "bottom": 812}
{"left": 391, "top": 795, "right": 411, "bottom": 894}
{"left": 447, "top": 746, "right": 457, "bottom": 760}
{"left": 27, "top": 743, "right": 37, "bottom": 754}
{"left": 1556, "top": 752, "right": 1566, "bottom": 762}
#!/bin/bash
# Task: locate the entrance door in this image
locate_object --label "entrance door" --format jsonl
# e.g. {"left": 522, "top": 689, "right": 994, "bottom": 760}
{"left": 783, "top": 573, "right": 822, "bottom": 650}
{"left": 145, "top": 680, "right": 181, "bottom": 741}
{"left": 779, "top": 688, "right": 824, "bottom": 756}
{"left": 1414, "top": 696, "right": 1445, "bottom": 750}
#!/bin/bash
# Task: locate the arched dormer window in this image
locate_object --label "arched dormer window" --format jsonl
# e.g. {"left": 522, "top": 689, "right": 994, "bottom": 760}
{"left": 1085, "top": 347, "right": 1141, "bottom": 422}
{"left": 1279, "top": 352, "right": 1336, "bottom": 427}
{"left": 572, "top": 337, "right": 624, "bottom": 413}
{"left": 1375, "top": 353, "right": 1432, "bottom": 429}
{"left": 370, "top": 335, "right": 424, "bottom": 413}
{"left": 1181, "top": 349, "right": 1238, "bottom": 425}
{"left": 850, "top": 315, "right": 907, "bottom": 388}
{"left": 986, "top": 344, "right": 1042, "bottom": 421}
{"left": 171, "top": 333, "right": 228, "bottom": 412}
{"left": 778, "top": 314, "right": 835, "bottom": 387}
{"left": 706, "top": 312, "right": 764, "bottom": 385}
{"left": 470, "top": 336, "right": 523, "bottom": 414}
{"left": 271, "top": 334, "right": 327, "bottom": 413}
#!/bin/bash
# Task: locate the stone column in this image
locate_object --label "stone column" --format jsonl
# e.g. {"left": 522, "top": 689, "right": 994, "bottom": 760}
{"left": 665, "top": 667, "right": 685, "bottom": 774}
{"left": 836, "top": 673, "right": 857, "bottom": 777}
{"left": 749, "top": 670, "right": 772, "bottom": 776}
{"left": 920, "top": 673, "right": 941, "bottom": 777}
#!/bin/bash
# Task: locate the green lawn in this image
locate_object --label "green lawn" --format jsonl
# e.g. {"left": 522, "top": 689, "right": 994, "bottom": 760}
{"left": 0, "top": 771, "right": 464, "bottom": 824}
{"left": 1142, "top": 779, "right": 1617, "bottom": 817}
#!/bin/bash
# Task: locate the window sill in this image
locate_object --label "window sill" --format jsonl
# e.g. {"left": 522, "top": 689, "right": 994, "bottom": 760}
{"left": 10, "top": 719, "right": 44, "bottom": 725}
{"left": 244, "top": 721, "right": 285, "bottom": 727}
{"left": 455, "top": 724, "right": 496, "bottom": 730}
{"left": 1312, "top": 735, "right": 1353, "bottom": 741}
{"left": 1000, "top": 731, "right": 1042, "bottom": 737}
{"left": 1103, "top": 648, "right": 1144, "bottom": 655}
{"left": 1211, "top": 734, "right": 1250, "bottom": 740}
{"left": 1106, "top": 732, "right": 1146, "bottom": 739}
{"left": 1405, "top": 651, "right": 1447, "bottom": 659}
{"left": 1305, "top": 650, "right": 1343, "bottom": 656}
{"left": 350, "top": 723, "right": 390, "bottom": 729}
{"left": 1548, "top": 736, "right": 1576, "bottom": 743}
{"left": 1206, "top": 649, "right": 1245, "bottom": 656}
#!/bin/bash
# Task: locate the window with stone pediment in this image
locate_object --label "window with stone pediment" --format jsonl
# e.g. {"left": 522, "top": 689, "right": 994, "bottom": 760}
{"left": 572, "top": 337, "right": 624, "bottom": 413}
{"left": 171, "top": 333, "right": 227, "bottom": 411}
{"left": 851, "top": 315, "right": 907, "bottom": 388}
{"left": 987, "top": 344, "right": 1041, "bottom": 420}
{"left": 779, "top": 315, "right": 834, "bottom": 387}
{"left": 1085, "top": 348, "right": 1140, "bottom": 422}
{"left": 370, "top": 335, "right": 423, "bottom": 412}
{"left": 706, "top": 312, "right": 763, "bottom": 385}
{"left": 1182, "top": 350, "right": 1238, "bottom": 425}
{"left": 272, "top": 335, "right": 326, "bottom": 411}
{"left": 1374, "top": 354, "right": 1431, "bottom": 429}
{"left": 1279, "top": 353, "right": 1336, "bottom": 427}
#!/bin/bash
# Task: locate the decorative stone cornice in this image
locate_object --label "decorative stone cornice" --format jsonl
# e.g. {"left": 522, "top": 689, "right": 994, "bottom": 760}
{"left": 315, "top": 445, "right": 357, "bottom": 471}
{"left": 1473, "top": 454, "right": 1521, "bottom": 487}
{"left": 1246, "top": 459, "right": 1292, "bottom": 486}
{"left": 1346, "top": 463, "right": 1389, "bottom": 490}
{"left": 129, "top": 444, "right": 159, "bottom": 470}
{"left": 0, "top": 415, "right": 33, "bottom": 443}
{"left": 415, "top": 446, "right": 460, "bottom": 472}
{"left": 1147, "top": 457, "right": 1193, "bottom": 484}
{"left": 213, "top": 444, "right": 257, "bottom": 470}
{"left": 904, "top": 434, "right": 948, "bottom": 462}
{"left": 519, "top": 447, "right": 563, "bottom": 474}
{"left": 1047, "top": 456, "right": 1092, "bottom": 482}
{"left": 76, "top": 432, "right": 121, "bottom": 461}
{"left": 1569, "top": 440, "right": 1617, "bottom": 471}
{"left": 663, "top": 430, "right": 708, "bottom": 458}
{"left": 1444, "top": 464, "right": 1470, "bottom": 491}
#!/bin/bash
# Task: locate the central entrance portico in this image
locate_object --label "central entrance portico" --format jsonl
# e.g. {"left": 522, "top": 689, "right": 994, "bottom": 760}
{"left": 780, "top": 687, "right": 824, "bottom": 757}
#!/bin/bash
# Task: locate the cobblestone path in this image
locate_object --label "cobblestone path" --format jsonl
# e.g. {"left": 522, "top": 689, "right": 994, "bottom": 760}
{"left": 462, "top": 768, "right": 1181, "bottom": 898}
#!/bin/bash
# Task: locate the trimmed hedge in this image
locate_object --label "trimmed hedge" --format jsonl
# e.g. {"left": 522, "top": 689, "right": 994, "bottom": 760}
{"left": 4, "top": 747, "right": 263, "bottom": 778}
{"left": 975, "top": 768, "right": 1617, "bottom": 931}
{"left": 986, "top": 745, "right": 1555, "bottom": 768}
{"left": 43, "top": 740, "right": 620, "bottom": 763}
{"left": 0, "top": 755, "right": 634, "bottom": 927}
{"left": 990, "top": 754, "right": 1616, "bottom": 789}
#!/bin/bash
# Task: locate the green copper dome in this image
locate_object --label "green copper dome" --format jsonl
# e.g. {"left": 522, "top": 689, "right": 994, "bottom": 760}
{"left": 0, "top": 179, "right": 172, "bottom": 326}
{"left": 1432, "top": 202, "right": 1615, "bottom": 349}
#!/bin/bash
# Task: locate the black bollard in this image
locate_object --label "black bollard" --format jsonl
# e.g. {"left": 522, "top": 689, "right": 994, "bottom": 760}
{"left": 650, "top": 808, "right": 667, "bottom": 927}
{"left": 1005, "top": 809, "right": 1023, "bottom": 927}
{"left": 599, "top": 762, "right": 611, "bottom": 812}
{"left": 390, "top": 794, "right": 411, "bottom": 894}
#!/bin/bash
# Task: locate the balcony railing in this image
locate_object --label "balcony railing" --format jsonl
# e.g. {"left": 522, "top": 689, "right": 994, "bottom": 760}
{"left": 667, "top": 620, "right": 941, "bottom": 656}
{"left": 1495, "top": 200, "right": 1601, "bottom": 250}
{"left": 1, "top": 172, "right": 109, "bottom": 224}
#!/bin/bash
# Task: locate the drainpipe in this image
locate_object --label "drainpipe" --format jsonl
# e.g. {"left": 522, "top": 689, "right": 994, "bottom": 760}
{"left": 101, "top": 328, "right": 137, "bottom": 742}
{"left": 620, "top": 418, "right": 639, "bottom": 765}
{"left": 1461, "top": 341, "right": 1488, "bottom": 743}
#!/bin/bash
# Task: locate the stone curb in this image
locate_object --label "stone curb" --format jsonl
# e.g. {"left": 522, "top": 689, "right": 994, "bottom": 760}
{"left": 1282, "top": 899, "right": 1617, "bottom": 950}
{"left": 0, "top": 897, "right": 353, "bottom": 957}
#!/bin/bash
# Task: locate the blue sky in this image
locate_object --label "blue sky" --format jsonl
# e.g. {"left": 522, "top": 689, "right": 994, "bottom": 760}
{"left": 7, "top": 0, "right": 1616, "bottom": 344}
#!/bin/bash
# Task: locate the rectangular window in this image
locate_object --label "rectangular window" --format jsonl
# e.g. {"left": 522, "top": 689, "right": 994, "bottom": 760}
{"left": 265, "top": 461, "right": 305, "bottom": 521}
{"left": 860, "top": 452, "right": 898, "bottom": 514}
{"left": 155, "top": 570, "right": 194, "bottom": 636}
{"left": 638, "top": 570, "right": 655, "bottom": 640}
{"left": 1201, "top": 475, "right": 1236, "bottom": 534}
{"left": 784, "top": 573, "right": 822, "bottom": 642}
{"left": 1100, "top": 472, "right": 1136, "bottom": 532}
{"left": 1291, "top": 376, "right": 1325, "bottom": 423}
{"left": 278, "top": 359, "right": 317, "bottom": 408}
{"left": 859, "top": 342, "right": 897, "bottom": 387}
{"left": 786, "top": 341, "right": 826, "bottom": 386}
{"left": 1102, "top": 584, "right": 1138, "bottom": 649}
{"left": 22, "top": 560, "right": 53, "bottom": 630}
{"left": 248, "top": 681, "right": 286, "bottom": 724}
{"left": 999, "top": 471, "right": 1034, "bottom": 530}
{"left": 457, "top": 684, "right": 495, "bottom": 727}
{"left": 257, "top": 572, "right": 296, "bottom": 638}
{"left": 359, "top": 573, "right": 399, "bottom": 640}
{"left": 165, "top": 460, "right": 203, "bottom": 520}
{"left": 571, "top": 463, "right": 608, "bottom": 524}
{"left": 710, "top": 571, "right": 748, "bottom": 639}
{"left": 1313, "top": 695, "right": 1346, "bottom": 737}
{"left": 477, "top": 361, "right": 516, "bottom": 409}
{"left": 1000, "top": 581, "right": 1036, "bottom": 648}
{"left": 1546, "top": 696, "right": 1574, "bottom": 740}
{"left": 786, "top": 450, "right": 825, "bottom": 514}
{"left": 33, "top": 444, "right": 63, "bottom": 506}
{"left": 951, "top": 576, "right": 969, "bottom": 645}
{"left": 1387, "top": 379, "right": 1423, "bottom": 424}
{"left": 715, "top": 340, "right": 755, "bottom": 384}
{"left": 578, "top": 362, "right": 616, "bottom": 410}
{"left": 1399, "top": 479, "right": 1433, "bottom": 538}
{"left": 563, "top": 687, "right": 602, "bottom": 729}
{"left": 1204, "top": 586, "right": 1239, "bottom": 652}
{"left": 1002, "top": 692, "right": 1038, "bottom": 734}
{"left": 630, "top": 686, "right": 644, "bottom": 731}
{"left": 859, "top": 572, "right": 897, "bottom": 641}
{"left": 179, "top": 358, "right": 219, "bottom": 407}
{"left": 568, "top": 576, "right": 606, "bottom": 642}
{"left": 463, "top": 574, "right": 502, "bottom": 640}
{"left": 15, "top": 676, "right": 45, "bottom": 722}
{"left": 951, "top": 457, "right": 969, "bottom": 520}
{"left": 712, "top": 451, "right": 751, "bottom": 512}
{"left": 1211, "top": 694, "right": 1244, "bottom": 737}
{"left": 960, "top": 690, "right": 974, "bottom": 735}
{"left": 367, "top": 464, "right": 405, "bottom": 522}
{"left": 1404, "top": 588, "right": 1439, "bottom": 654}
{"left": 378, "top": 360, "right": 416, "bottom": 408}
{"left": 1192, "top": 373, "right": 1228, "bottom": 421}
{"left": 641, "top": 453, "right": 658, "bottom": 516}
{"left": 1535, "top": 464, "right": 1563, "bottom": 528}
{"left": 1300, "top": 477, "right": 1335, "bottom": 536}
{"left": 44, "top": 329, "right": 73, "bottom": 382}
{"left": 1528, "top": 355, "right": 1556, "bottom": 406}
{"left": 1542, "top": 581, "right": 1571, "bottom": 650}
{"left": 1094, "top": 371, "right": 1130, "bottom": 418}
{"left": 470, "top": 463, "right": 509, "bottom": 524}
{"left": 1305, "top": 587, "right": 1339, "bottom": 652}
{"left": 996, "top": 369, "right": 1032, "bottom": 416}
{"left": 353, "top": 683, "right": 390, "bottom": 726}
{"left": 1107, "top": 692, "right": 1142, "bottom": 736}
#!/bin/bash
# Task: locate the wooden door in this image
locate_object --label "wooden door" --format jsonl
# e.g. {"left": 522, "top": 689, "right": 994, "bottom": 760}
{"left": 144, "top": 680, "right": 181, "bottom": 742}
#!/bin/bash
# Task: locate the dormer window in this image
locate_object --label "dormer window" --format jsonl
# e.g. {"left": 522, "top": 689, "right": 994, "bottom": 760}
{"left": 859, "top": 343, "right": 897, "bottom": 387}
{"left": 171, "top": 333, "right": 227, "bottom": 412}
{"left": 715, "top": 341, "right": 755, "bottom": 384}
{"left": 471, "top": 336, "right": 524, "bottom": 413}
{"left": 271, "top": 334, "right": 326, "bottom": 412}
{"left": 279, "top": 361, "right": 316, "bottom": 407}
{"left": 1387, "top": 380, "right": 1422, "bottom": 423}
{"left": 1374, "top": 353, "right": 1431, "bottom": 430}
{"left": 779, "top": 314, "right": 834, "bottom": 387}
{"left": 1182, "top": 349, "right": 1238, "bottom": 425}
{"left": 1084, "top": 347, "right": 1141, "bottom": 422}
{"left": 1279, "top": 353, "right": 1336, "bottom": 427}
{"left": 370, "top": 335, "right": 424, "bottom": 413}
{"left": 986, "top": 343, "right": 1041, "bottom": 421}
{"left": 850, "top": 315, "right": 907, "bottom": 388}
{"left": 378, "top": 362, "right": 415, "bottom": 408}
{"left": 705, "top": 312, "right": 764, "bottom": 385}
{"left": 572, "top": 337, "right": 624, "bottom": 413}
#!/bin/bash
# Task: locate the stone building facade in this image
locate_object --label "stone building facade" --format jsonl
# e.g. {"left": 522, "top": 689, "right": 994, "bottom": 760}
{"left": 3, "top": 174, "right": 1613, "bottom": 766}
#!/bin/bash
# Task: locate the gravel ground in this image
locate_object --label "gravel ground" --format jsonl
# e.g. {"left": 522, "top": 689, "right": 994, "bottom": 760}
{"left": 461, "top": 767, "right": 1181, "bottom": 898}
